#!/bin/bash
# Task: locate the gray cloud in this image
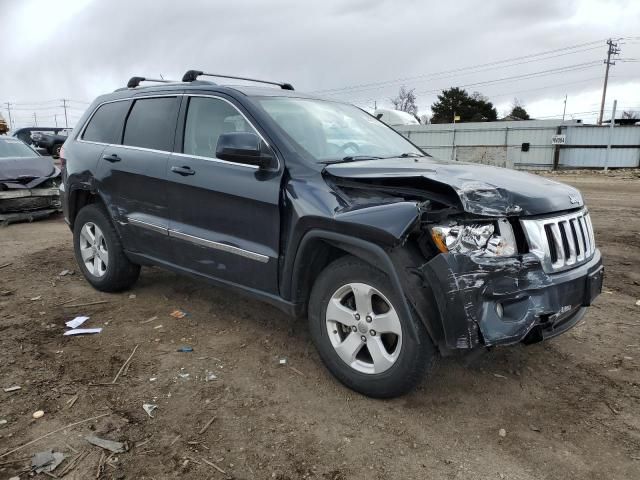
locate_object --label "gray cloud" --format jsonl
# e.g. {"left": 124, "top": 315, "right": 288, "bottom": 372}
{"left": 1, "top": 0, "right": 638, "bottom": 127}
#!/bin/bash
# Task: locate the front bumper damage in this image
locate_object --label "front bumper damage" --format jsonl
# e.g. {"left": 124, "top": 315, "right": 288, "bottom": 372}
{"left": 417, "top": 249, "right": 603, "bottom": 350}
{"left": 0, "top": 187, "right": 62, "bottom": 224}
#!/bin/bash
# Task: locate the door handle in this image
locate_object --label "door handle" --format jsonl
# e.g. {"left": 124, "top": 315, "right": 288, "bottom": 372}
{"left": 102, "top": 153, "right": 121, "bottom": 163}
{"left": 171, "top": 166, "right": 196, "bottom": 176}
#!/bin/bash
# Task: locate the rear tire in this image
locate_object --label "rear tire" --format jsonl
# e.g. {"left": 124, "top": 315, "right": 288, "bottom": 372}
{"left": 308, "top": 256, "right": 436, "bottom": 398}
{"left": 73, "top": 204, "right": 140, "bottom": 292}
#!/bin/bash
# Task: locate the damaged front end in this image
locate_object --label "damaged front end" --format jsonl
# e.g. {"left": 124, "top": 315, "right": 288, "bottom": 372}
{"left": 325, "top": 161, "right": 603, "bottom": 354}
{"left": 0, "top": 162, "right": 62, "bottom": 225}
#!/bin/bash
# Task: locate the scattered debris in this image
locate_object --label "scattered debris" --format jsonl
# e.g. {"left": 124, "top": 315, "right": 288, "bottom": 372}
{"left": 205, "top": 371, "right": 217, "bottom": 381}
{"left": 30, "top": 295, "right": 42, "bottom": 301}
{"left": 199, "top": 416, "right": 217, "bottom": 434}
{"left": 64, "top": 328, "right": 102, "bottom": 336}
{"left": 0, "top": 262, "right": 12, "bottom": 269}
{"left": 636, "top": 299, "right": 640, "bottom": 307}
{"left": 178, "top": 373, "right": 190, "bottom": 379}
{"left": 129, "top": 293, "right": 137, "bottom": 299}
{"left": 62, "top": 300, "right": 109, "bottom": 308}
{"left": 605, "top": 402, "right": 620, "bottom": 415}
{"left": 3, "top": 385, "right": 21, "bottom": 393}
{"left": 0, "top": 412, "right": 110, "bottom": 459}
{"left": 54, "top": 297, "right": 78, "bottom": 306}
{"left": 31, "top": 450, "right": 65, "bottom": 473}
{"left": 529, "top": 425, "right": 541, "bottom": 432}
{"left": 58, "top": 269, "right": 72, "bottom": 276}
{"left": 493, "top": 373, "right": 507, "bottom": 379}
{"left": 85, "top": 434, "right": 128, "bottom": 453}
{"left": 149, "top": 377, "right": 157, "bottom": 382}
{"left": 140, "top": 316, "right": 158, "bottom": 324}
{"left": 66, "top": 394, "right": 79, "bottom": 409}
{"left": 169, "top": 434, "right": 181, "bottom": 446}
{"left": 112, "top": 344, "right": 139, "bottom": 384}
{"left": 279, "top": 357, "right": 288, "bottom": 365}
{"left": 143, "top": 403, "right": 158, "bottom": 418}
{"left": 201, "top": 457, "right": 226, "bottom": 474}
{"left": 57, "top": 450, "right": 89, "bottom": 477}
{"left": 32, "top": 410, "right": 45, "bottom": 419}
{"left": 289, "top": 366, "right": 305, "bottom": 377}
{"left": 65, "top": 315, "right": 90, "bottom": 329}
{"left": 170, "top": 309, "right": 188, "bottom": 319}
{"left": 177, "top": 346, "right": 193, "bottom": 353}
{"left": 0, "top": 290, "right": 14, "bottom": 296}
{"left": 153, "top": 324, "right": 163, "bottom": 329}
{"left": 0, "top": 419, "right": 7, "bottom": 425}
{"left": 498, "top": 428, "right": 507, "bottom": 437}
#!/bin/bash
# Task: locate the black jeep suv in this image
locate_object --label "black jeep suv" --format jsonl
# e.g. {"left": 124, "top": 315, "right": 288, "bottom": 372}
{"left": 62, "top": 71, "right": 603, "bottom": 398}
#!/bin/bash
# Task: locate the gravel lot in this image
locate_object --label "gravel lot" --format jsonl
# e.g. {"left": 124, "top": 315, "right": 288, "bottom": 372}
{"left": 1, "top": 170, "right": 639, "bottom": 479}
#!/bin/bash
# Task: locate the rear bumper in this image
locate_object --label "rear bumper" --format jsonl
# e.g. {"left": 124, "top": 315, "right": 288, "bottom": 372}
{"left": 421, "top": 250, "right": 603, "bottom": 349}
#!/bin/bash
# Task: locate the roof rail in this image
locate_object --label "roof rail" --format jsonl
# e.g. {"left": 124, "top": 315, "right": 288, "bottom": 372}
{"left": 126, "top": 76, "right": 177, "bottom": 88}
{"left": 182, "top": 70, "right": 294, "bottom": 90}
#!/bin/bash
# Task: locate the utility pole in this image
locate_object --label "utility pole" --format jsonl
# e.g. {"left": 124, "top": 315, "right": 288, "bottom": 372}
{"left": 604, "top": 99, "right": 617, "bottom": 171}
{"left": 562, "top": 94, "right": 568, "bottom": 122}
{"left": 61, "top": 99, "right": 69, "bottom": 127}
{"left": 598, "top": 38, "right": 620, "bottom": 125}
{"left": 33, "top": 112, "right": 38, "bottom": 126}
{"left": 5, "top": 102, "right": 13, "bottom": 130}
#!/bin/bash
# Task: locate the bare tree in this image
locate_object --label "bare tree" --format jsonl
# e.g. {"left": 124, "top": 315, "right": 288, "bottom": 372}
{"left": 390, "top": 86, "right": 418, "bottom": 115}
{"left": 622, "top": 110, "right": 639, "bottom": 119}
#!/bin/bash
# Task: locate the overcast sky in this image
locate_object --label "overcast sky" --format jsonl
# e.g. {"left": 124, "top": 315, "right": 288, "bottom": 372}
{"left": 1, "top": 0, "right": 638, "bottom": 128}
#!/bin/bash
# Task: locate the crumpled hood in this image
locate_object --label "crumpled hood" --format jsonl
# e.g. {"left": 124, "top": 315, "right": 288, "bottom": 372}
{"left": 324, "top": 157, "right": 584, "bottom": 216}
{"left": 0, "top": 156, "right": 59, "bottom": 189}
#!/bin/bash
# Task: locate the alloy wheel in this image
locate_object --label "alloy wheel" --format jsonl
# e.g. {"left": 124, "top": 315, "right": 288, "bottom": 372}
{"left": 325, "top": 282, "right": 402, "bottom": 374}
{"left": 79, "top": 222, "right": 109, "bottom": 277}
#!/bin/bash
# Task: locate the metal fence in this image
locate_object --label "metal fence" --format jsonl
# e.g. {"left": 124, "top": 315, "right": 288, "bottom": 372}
{"left": 396, "top": 120, "right": 640, "bottom": 170}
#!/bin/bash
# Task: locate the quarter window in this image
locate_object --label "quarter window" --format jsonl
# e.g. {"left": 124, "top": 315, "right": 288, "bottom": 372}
{"left": 123, "top": 97, "right": 179, "bottom": 151}
{"left": 183, "top": 97, "right": 254, "bottom": 158}
{"left": 82, "top": 101, "right": 130, "bottom": 144}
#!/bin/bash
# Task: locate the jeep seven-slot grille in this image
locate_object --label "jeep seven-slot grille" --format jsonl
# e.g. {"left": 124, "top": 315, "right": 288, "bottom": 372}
{"left": 520, "top": 209, "right": 596, "bottom": 273}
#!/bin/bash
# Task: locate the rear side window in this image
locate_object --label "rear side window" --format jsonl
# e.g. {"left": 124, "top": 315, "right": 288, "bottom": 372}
{"left": 123, "top": 97, "right": 179, "bottom": 151}
{"left": 82, "top": 101, "right": 130, "bottom": 144}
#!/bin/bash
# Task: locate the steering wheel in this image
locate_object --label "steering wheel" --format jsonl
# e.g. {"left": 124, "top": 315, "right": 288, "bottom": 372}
{"left": 339, "top": 142, "right": 360, "bottom": 155}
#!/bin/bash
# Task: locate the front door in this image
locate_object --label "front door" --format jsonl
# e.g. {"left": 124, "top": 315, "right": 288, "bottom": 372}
{"left": 167, "top": 95, "right": 281, "bottom": 294}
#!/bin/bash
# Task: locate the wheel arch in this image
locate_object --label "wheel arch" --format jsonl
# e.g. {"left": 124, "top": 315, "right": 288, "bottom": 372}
{"left": 288, "top": 230, "right": 423, "bottom": 344}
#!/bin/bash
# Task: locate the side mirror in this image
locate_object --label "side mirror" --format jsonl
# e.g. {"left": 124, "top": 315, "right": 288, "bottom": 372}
{"left": 216, "top": 132, "right": 276, "bottom": 170}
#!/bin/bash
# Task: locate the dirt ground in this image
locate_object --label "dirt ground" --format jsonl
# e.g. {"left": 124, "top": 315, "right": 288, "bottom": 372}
{"left": 1, "top": 170, "right": 639, "bottom": 480}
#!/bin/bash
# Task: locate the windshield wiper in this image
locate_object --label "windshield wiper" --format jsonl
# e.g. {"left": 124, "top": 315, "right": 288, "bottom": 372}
{"left": 321, "top": 155, "right": 383, "bottom": 165}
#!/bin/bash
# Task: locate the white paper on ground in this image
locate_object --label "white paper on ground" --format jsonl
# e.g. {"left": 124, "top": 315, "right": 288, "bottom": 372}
{"left": 65, "top": 316, "right": 90, "bottom": 329}
{"left": 63, "top": 328, "right": 102, "bottom": 336}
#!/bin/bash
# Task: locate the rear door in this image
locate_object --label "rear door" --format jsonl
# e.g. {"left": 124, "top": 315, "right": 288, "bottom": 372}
{"left": 166, "top": 94, "right": 282, "bottom": 293}
{"left": 97, "top": 95, "right": 181, "bottom": 260}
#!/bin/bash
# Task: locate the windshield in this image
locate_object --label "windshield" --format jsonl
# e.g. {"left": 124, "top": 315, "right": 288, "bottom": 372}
{"left": 256, "top": 97, "right": 423, "bottom": 163}
{"left": 0, "top": 138, "right": 38, "bottom": 158}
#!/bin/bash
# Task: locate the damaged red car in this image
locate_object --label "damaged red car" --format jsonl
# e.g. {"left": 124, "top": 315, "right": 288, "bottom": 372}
{"left": 0, "top": 136, "right": 62, "bottom": 225}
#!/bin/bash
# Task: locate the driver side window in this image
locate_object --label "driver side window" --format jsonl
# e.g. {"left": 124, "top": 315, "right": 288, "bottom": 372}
{"left": 183, "top": 97, "right": 253, "bottom": 159}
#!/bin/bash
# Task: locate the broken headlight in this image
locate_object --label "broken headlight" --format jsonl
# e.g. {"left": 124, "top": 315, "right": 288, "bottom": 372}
{"left": 431, "top": 220, "right": 517, "bottom": 257}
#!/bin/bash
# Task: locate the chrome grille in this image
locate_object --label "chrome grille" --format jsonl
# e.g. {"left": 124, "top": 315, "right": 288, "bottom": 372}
{"left": 521, "top": 209, "right": 596, "bottom": 273}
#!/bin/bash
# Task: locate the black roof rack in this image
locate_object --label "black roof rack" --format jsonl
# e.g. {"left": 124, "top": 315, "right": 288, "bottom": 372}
{"left": 182, "top": 70, "right": 294, "bottom": 90}
{"left": 126, "top": 76, "right": 177, "bottom": 88}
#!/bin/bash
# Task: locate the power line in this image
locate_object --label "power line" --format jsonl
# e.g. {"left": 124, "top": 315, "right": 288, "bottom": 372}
{"left": 311, "top": 39, "right": 609, "bottom": 95}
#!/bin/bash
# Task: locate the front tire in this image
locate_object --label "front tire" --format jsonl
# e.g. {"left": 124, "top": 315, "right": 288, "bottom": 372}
{"left": 308, "top": 256, "right": 436, "bottom": 398}
{"left": 73, "top": 204, "right": 140, "bottom": 292}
